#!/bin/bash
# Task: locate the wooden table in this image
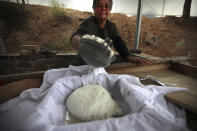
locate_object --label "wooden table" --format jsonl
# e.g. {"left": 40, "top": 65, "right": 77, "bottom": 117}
{"left": 106, "top": 62, "right": 197, "bottom": 114}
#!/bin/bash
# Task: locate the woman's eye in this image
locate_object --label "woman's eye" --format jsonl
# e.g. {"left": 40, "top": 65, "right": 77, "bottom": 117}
{"left": 97, "top": 5, "right": 102, "bottom": 8}
{"left": 105, "top": 5, "right": 109, "bottom": 9}
{"left": 96, "top": 4, "right": 110, "bottom": 9}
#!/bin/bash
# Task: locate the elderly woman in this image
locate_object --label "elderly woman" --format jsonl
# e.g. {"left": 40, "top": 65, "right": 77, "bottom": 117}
{"left": 71, "top": 0, "right": 149, "bottom": 64}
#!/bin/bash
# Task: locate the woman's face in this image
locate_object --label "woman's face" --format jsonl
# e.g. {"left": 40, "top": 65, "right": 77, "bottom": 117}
{"left": 94, "top": 0, "right": 111, "bottom": 21}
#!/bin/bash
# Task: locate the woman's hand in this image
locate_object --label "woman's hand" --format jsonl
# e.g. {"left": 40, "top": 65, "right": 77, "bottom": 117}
{"left": 126, "top": 56, "right": 150, "bottom": 64}
{"left": 71, "top": 35, "right": 82, "bottom": 49}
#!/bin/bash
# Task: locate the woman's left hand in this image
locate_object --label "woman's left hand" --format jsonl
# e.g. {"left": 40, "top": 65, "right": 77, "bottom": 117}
{"left": 127, "top": 56, "right": 150, "bottom": 64}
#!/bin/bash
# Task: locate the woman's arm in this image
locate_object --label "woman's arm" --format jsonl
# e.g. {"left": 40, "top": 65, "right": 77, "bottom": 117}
{"left": 112, "top": 36, "right": 149, "bottom": 64}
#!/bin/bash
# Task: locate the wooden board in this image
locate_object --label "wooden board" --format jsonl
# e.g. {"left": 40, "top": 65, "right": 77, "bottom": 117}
{"left": 106, "top": 62, "right": 197, "bottom": 114}
{"left": 133, "top": 69, "right": 197, "bottom": 114}
{"left": 0, "top": 71, "right": 45, "bottom": 83}
{"left": 165, "top": 91, "right": 197, "bottom": 114}
{"left": 106, "top": 62, "right": 171, "bottom": 74}
{"left": 0, "top": 78, "right": 42, "bottom": 104}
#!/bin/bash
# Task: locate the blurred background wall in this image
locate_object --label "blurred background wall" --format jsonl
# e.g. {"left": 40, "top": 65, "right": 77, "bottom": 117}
{"left": 4, "top": 0, "right": 197, "bottom": 17}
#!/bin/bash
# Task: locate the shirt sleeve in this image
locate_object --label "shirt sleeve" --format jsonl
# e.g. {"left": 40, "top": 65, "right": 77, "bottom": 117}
{"left": 70, "top": 20, "right": 89, "bottom": 41}
{"left": 110, "top": 23, "right": 129, "bottom": 61}
{"left": 110, "top": 23, "right": 119, "bottom": 38}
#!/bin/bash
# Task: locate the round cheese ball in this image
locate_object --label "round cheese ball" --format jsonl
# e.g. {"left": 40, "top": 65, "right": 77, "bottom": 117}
{"left": 66, "top": 85, "right": 123, "bottom": 121}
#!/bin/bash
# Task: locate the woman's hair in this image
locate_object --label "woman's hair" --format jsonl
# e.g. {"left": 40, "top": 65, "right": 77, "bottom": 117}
{"left": 92, "top": 0, "right": 113, "bottom": 11}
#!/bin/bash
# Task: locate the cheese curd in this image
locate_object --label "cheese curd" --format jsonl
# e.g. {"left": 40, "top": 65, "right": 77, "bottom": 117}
{"left": 66, "top": 85, "right": 123, "bottom": 121}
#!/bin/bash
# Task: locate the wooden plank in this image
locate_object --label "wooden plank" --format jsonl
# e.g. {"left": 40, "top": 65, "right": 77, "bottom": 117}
{"left": 171, "top": 62, "right": 197, "bottom": 78}
{"left": 0, "top": 71, "right": 45, "bottom": 83}
{"left": 0, "top": 78, "right": 42, "bottom": 104}
{"left": 132, "top": 69, "right": 197, "bottom": 91}
{"left": 20, "top": 45, "right": 39, "bottom": 50}
{"left": 165, "top": 91, "right": 197, "bottom": 114}
{"left": 106, "top": 62, "right": 171, "bottom": 74}
{"left": 132, "top": 53, "right": 191, "bottom": 63}
{"left": 107, "top": 62, "right": 197, "bottom": 114}
{"left": 132, "top": 69, "right": 197, "bottom": 114}
{"left": 0, "top": 53, "right": 20, "bottom": 57}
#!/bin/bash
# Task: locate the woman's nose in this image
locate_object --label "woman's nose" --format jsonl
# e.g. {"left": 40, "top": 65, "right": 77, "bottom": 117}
{"left": 101, "top": 5, "right": 105, "bottom": 10}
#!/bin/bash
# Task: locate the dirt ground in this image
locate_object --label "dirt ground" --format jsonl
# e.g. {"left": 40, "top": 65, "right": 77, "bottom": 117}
{"left": 1, "top": 3, "right": 197, "bottom": 66}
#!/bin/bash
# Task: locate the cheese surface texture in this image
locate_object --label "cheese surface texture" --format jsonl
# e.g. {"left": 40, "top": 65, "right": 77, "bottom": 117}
{"left": 66, "top": 85, "right": 123, "bottom": 121}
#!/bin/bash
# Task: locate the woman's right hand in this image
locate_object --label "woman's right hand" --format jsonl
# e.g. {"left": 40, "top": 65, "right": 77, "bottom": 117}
{"left": 71, "top": 35, "right": 81, "bottom": 49}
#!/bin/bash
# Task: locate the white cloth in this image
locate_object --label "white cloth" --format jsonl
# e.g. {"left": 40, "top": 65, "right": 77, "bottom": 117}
{"left": 0, "top": 65, "right": 189, "bottom": 131}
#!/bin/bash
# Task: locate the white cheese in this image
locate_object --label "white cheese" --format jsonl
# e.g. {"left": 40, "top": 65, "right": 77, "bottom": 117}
{"left": 66, "top": 85, "right": 123, "bottom": 121}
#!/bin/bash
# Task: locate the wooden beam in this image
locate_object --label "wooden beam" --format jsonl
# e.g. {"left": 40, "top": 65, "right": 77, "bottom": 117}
{"left": 106, "top": 62, "right": 171, "bottom": 74}
{"left": 165, "top": 90, "right": 197, "bottom": 114}
{"left": 0, "top": 78, "right": 42, "bottom": 104}
{"left": 171, "top": 62, "right": 197, "bottom": 78}
{"left": 107, "top": 62, "right": 197, "bottom": 114}
{"left": 0, "top": 71, "right": 45, "bottom": 83}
